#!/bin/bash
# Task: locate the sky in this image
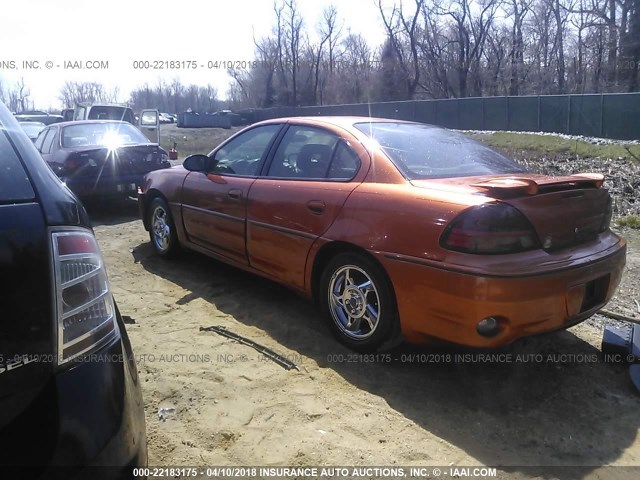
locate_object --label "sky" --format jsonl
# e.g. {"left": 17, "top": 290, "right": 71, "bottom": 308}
{"left": 0, "top": 0, "right": 387, "bottom": 109}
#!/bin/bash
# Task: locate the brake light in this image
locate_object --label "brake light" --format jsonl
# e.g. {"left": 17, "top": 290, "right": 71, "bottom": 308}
{"left": 600, "top": 195, "right": 613, "bottom": 232}
{"left": 440, "top": 203, "right": 540, "bottom": 254}
{"left": 64, "top": 158, "right": 82, "bottom": 171}
{"left": 51, "top": 229, "right": 118, "bottom": 365}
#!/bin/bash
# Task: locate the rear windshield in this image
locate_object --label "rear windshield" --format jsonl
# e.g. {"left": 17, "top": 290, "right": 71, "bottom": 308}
{"left": 0, "top": 129, "right": 35, "bottom": 202}
{"left": 61, "top": 123, "right": 149, "bottom": 148}
{"left": 354, "top": 122, "right": 526, "bottom": 179}
{"left": 87, "top": 106, "right": 133, "bottom": 123}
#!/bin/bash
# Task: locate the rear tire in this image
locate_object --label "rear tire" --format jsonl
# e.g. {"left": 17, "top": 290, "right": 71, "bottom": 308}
{"left": 148, "top": 197, "right": 178, "bottom": 257}
{"left": 319, "top": 252, "right": 398, "bottom": 352}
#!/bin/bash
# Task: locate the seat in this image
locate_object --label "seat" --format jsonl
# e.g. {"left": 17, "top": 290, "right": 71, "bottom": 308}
{"left": 296, "top": 144, "right": 332, "bottom": 178}
{"left": 66, "top": 137, "right": 89, "bottom": 147}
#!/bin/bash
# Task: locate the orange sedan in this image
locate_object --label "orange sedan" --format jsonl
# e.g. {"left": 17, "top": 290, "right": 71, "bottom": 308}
{"left": 138, "top": 117, "right": 626, "bottom": 351}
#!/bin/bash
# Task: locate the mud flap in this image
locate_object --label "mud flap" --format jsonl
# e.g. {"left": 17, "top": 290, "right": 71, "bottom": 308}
{"left": 602, "top": 324, "right": 640, "bottom": 393}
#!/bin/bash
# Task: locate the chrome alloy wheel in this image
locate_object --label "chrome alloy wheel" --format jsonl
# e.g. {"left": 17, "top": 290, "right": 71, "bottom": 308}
{"left": 328, "top": 265, "right": 380, "bottom": 339}
{"left": 151, "top": 205, "right": 171, "bottom": 253}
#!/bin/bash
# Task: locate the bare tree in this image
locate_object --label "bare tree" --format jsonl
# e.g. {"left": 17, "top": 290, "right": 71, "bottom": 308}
{"left": 377, "top": 0, "right": 424, "bottom": 99}
{"left": 58, "top": 81, "right": 120, "bottom": 107}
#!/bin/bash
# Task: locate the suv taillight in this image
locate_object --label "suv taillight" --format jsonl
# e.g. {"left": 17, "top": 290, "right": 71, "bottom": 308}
{"left": 51, "top": 229, "right": 118, "bottom": 365}
{"left": 440, "top": 203, "right": 540, "bottom": 254}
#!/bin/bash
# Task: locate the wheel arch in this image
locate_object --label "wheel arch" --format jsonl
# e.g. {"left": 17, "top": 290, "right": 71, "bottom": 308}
{"left": 310, "top": 240, "right": 395, "bottom": 306}
{"left": 142, "top": 188, "right": 170, "bottom": 230}
{"left": 310, "top": 240, "right": 404, "bottom": 350}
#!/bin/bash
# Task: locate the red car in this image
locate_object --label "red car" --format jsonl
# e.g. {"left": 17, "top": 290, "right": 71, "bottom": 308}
{"left": 138, "top": 117, "right": 626, "bottom": 351}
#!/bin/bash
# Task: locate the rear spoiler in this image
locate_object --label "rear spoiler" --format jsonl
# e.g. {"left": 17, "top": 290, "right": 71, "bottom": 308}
{"left": 471, "top": 173, "right": 604, "bottom": 196}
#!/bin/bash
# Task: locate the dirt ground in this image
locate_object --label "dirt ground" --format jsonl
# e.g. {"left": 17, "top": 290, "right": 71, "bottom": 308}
{"left": 89, "top": 200, "right": 640, "bottom": 478}
{"left": 88, "top": 126, "right": 640, "bottom": 478}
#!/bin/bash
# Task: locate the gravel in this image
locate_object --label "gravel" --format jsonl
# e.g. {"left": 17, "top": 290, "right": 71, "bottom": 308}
{"left": 461, "top": 129, "right": 640, "bottom": 146}
{"left": 516, "top": 155, "right": 640, "bottom": 217}
{"left": 461, "top": 130, "right": 640, "bottom": 218}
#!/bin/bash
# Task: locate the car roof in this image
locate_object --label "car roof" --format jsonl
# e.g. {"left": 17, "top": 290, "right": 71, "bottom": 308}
{"left": 76, "top": 102, "right": 130, "bottom": 107}
{"left": 259, "top": 116, "right": 418, "bottom": 130}
{"left": 53, "top": 120, "right": 132, "bottom": 128}
{"left": 16, "top": 110, "right": 49, "bottom": 115}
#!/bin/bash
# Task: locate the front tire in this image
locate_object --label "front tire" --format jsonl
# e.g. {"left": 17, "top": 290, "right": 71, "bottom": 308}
{"left": 319, "top": 252, "right": 398, "bottom": 352}
{"left": 148, "top": 197, "right": 178, "bottom": 257}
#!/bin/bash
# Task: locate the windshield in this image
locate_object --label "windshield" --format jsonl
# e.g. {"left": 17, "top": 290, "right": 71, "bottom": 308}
{"left": 61, "top": 122, "right": 150, "bottom": 148}
{"left": 354, "top": 122, "right": 526, "bottom": 179}
{"left": 19, "top": 122, "right": 46, "bottom": 137}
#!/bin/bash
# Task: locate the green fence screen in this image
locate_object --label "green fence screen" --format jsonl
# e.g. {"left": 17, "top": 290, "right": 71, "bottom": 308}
{"left": 253, "top": 93, "right": 640, "bottom": 140}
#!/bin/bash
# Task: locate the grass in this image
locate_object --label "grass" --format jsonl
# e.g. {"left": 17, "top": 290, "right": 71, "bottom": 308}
{"left": 157, "top": 122, "right": 640, "bottom": 165}
{"left": 469, "top": 132, "right": 640, "bottom": 162}
{"left": 617, "top": 215, "right": 640, "bottom": 229}
{"left": 159, "top": 124, "right": 241, "bottom": 160}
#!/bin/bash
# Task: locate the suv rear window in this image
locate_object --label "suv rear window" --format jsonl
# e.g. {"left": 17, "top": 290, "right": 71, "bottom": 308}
{"left": 0, "top": 129, "right": 35, "bottom": 202}
{"left": 88, "top": 106, "right": 134, "bottom": 124}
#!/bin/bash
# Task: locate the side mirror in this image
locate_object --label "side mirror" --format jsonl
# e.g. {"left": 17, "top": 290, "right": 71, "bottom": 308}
{"left": 183, "top": 154, "right": 209, "bottom": 172}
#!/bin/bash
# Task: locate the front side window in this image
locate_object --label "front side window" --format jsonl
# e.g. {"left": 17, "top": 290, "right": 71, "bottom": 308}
{"left": 210, "top": 124, "right": 280, "bottom": 176}
{"left": 354, "top": 122, "right": 526, "bottom": 179}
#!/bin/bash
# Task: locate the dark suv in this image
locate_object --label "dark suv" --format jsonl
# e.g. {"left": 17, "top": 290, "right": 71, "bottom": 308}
{"left": 0, "top": 101, "right": 147, "bottom": 475}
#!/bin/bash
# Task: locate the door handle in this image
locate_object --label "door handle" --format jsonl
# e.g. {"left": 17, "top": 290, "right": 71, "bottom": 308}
{"left": 306, "top": 200, "right": 326, "bottom": 214}
{"left": 228, "top": 189, "right": 243, "bottom": 200}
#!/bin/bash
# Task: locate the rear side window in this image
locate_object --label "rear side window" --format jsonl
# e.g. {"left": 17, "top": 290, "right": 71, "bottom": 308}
{"left": 40, "top": 128, "right": 57, "bottom": 154}
{"left": 267, "top": 126, "right": 338, "bottom": 179}
{"left": 328, "top": 142, "right": 360, "bottom": 179}
{"left": 0, "top": 130, "right": 35, "bottom": 202}
{"left": 34, "top": 129, "right": 47, "bottom": 150}
{"left": 74, "top": 106, "right": 86, "bottom": 120}
{"left": 267, "top": 126, "right": 359, "bottom": 180}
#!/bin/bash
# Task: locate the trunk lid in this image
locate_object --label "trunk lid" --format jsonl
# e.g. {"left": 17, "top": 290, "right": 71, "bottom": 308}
{"left": 412, "top": 173, "right": 611, "bottom": 251}
{"left": 68, "top": 143, "right": 167, "bottom": 175}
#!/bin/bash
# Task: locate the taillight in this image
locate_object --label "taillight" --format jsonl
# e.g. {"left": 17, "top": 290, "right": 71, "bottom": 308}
{"left": 600, "top": 195, "right": 613, "bottom": 232}
{"left": 51, "top": 229, "right": 118, "bottom": 365}
{"left": 64, "top": 158, "right": 82, "bottom": 171}
{"left": 440, "top": 203, "right": 540, "bottom": 254}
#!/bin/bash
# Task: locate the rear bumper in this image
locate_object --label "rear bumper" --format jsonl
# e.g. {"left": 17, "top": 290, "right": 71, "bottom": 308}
{"left": 0, "top": 315, "right": 147, "bottom": 478}
{"left": 380, "top": 240, "right": 627, "bottom": 347}
{"left": 138, "top": 191, "right": 149, "bottom": 230}
{"left": 63, "top": 174, "right": 146, "bottom": 198}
